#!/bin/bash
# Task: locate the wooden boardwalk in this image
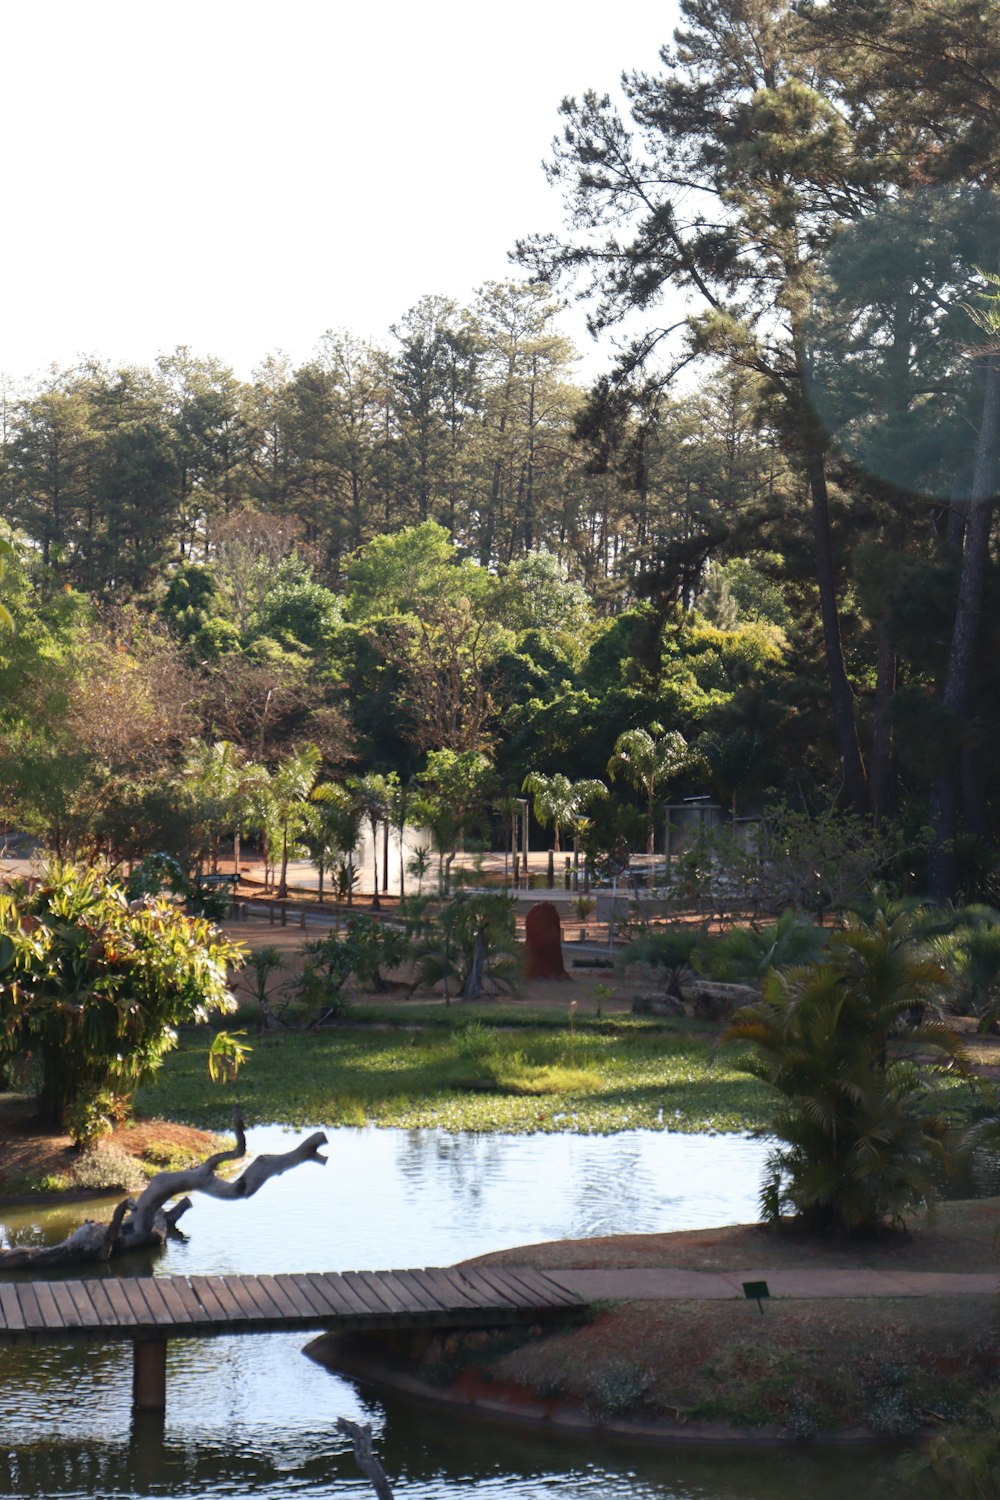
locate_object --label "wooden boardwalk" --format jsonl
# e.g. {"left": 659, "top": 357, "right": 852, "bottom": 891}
{"left": 0, "top": 1265, "right": 581, "bottom": 1344}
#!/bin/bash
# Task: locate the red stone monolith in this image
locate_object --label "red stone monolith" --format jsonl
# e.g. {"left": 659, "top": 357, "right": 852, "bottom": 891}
{"left": 524, "top": 901, "right": 570, "bottom": 980}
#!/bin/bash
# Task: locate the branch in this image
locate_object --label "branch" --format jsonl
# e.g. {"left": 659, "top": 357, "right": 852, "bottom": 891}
{"left": 128, "top": 1109, "right": 327, "bottom": 1236}
{"left": 336, "top": 1418, "right": 395, "bottom": 1500}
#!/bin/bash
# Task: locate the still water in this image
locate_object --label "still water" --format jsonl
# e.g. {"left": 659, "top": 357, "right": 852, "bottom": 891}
{"left": 0, "top": 1128, "right": 908, "bottom": 1498}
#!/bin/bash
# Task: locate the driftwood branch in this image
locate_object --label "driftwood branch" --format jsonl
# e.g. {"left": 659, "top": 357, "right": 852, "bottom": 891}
{"left": 336, "top": 1418, "right": 395, "bottom": 1500}
{"left": 0, "top": 1107, "right": 328, "bottom": 1268}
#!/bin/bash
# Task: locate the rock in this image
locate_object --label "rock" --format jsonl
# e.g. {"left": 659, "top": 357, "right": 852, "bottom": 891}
{"left": 524, "top": 902, "right": 570, "bottom": 980}
{"left": 680, "top": 979, "right": 758, "bottom": 1022}
{"left": 630, "top": 992, "right": 686, "bottom": 1017}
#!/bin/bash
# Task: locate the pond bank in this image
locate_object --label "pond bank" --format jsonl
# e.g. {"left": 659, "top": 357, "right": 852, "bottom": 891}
{"left": 309, "top": 1207, "right": 1000, "bottom": 1448}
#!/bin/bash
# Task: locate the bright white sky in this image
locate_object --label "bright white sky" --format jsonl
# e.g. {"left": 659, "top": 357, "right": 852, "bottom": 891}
{"left": 0, "top": 0, "right": 680, "bottom": 388}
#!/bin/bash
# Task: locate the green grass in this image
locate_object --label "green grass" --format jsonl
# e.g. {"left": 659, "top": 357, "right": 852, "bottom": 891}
{"left": 137, "top": 1019, "right": 777, "bottom": 1135}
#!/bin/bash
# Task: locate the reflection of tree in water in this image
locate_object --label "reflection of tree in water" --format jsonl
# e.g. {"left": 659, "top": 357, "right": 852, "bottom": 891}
{"left": 394, "top": 1130, "right": 770, "bottom": 1246}
{"left": 396, "top": 1128, "right": 508, "bottom": 1218}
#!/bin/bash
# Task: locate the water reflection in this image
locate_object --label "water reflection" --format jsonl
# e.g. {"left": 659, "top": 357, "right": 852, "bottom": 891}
{"left": 0, "top": 1127, "right": 914, "bottom": 1499}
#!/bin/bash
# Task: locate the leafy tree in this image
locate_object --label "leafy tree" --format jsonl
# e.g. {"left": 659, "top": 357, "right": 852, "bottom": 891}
{"left": 724, "top": 912, "right": 961, "bottom": 1235}
{"left": 0, "top": 865, "right": 242, "bottom": 1132}
{"left": 415, "top": 749, "right": 495, "bottom": 893}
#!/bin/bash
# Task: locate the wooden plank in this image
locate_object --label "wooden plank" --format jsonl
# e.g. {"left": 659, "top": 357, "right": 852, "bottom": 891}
{"left": 129, "top": 1279, "right": 179, "bottom": 1328}
{"left": 15, "top": 1283, "right": 46, "bottom": 1330}
{"left": 236, "top": 1276, "right": 288, "bottom": 1321}
{"left": 217, "top": 1275, "right": 278, "bottom": 1325}
{"left": 417, "top": 1267, "right": 482, "bottom": 1310}
{"left": 190, "top": 1275, "right": 245, "bottom": 1325}
{"left": 0, "top": 1284, "right": 25, "bottom": 1331}
{"left": 85, "top": 1277, "right": 126, "bottom": 1329}
{"left": 310, "top": 1273, "right": 372, "bottom": 1319}
{"left": 358, "top": 1271, "right": 417, "bottom": 1316}
{"left": 380, "top": 1271, "right": 439, "bottom": 1317}
{"left": 358, "top": 1272, "right": 411, "bottom": 1316}
{"left": 409, "top": 1268, "right": 479, "bottom": 1314}
{"left": 452, "top": 1267, "right": 519, "bottom": 1310}
{"left": 460, "top": 1265, "right": 542, "bottom": 1309}
{"left": 274, "top": 1274, "right": 335, "bottom": 1321}
{"left": 117, "top": 1280, "right": 159, "bottom": 1328}
{"left": 383, "top": 1270, "right": 444, "bottom": 1315}
{"left": 100, "top": 1279, "right": 141, "bottom": 1328}
{"left": 186, "top": 1276, "right": 232, "bottom": 1324}
{"left": 46, "top": 1283, "right": 83, "bottom": 1330}
{"left": 145, "top": 1276, "right": 195, "bottom": 1329}
{"left": 31, "top": 1280, "right": 65, "bottom": 1329}
{"left": 66, "top": 1280, "right": 102, "bottom": 1330}
{"left": 167, "top": 1278, "right": 214, "bottom": 1325}
{"left": 341, "top": 1272, "right": 398, "bottom": 1318}
{"left": 490, "top": 1265, "right": 581, "bottom": 1308}
{"left": 255, "top": 1274, "right": 311, "bottom": 1321}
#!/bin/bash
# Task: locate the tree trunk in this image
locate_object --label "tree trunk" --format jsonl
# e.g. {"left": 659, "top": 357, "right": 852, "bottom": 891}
{"left": 462, "top": 928, "right": 487, "bottom": 999}
{"left": 803, "top": 446, "right": 870, "bottom": 815}
{"left": 277, "top": 825, "right": 290, "bottom": 899}
{"left": 928, "top": 355, "right": 1000, "bottom": 902}
{"left": 870, "top": 625, "right": 897, "bottom": 826}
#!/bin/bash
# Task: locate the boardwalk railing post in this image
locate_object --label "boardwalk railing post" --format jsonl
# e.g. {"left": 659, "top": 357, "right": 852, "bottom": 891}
{"left": 132, "top": 1338, "right": 167, "bottom": 1412}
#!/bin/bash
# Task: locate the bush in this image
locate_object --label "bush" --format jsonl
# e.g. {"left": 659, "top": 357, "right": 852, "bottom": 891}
{"left": 0, "top": 864, "right": 243, "bottom": 1137}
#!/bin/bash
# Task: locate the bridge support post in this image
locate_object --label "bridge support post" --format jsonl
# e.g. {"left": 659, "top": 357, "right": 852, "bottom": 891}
{"left": 132, "top": 1338, "right": 167, "bottom": 1412}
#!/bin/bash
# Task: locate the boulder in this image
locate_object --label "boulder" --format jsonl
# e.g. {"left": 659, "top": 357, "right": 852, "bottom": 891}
{"left": 680, "top": 979, "right": 758, "bottom": 1022}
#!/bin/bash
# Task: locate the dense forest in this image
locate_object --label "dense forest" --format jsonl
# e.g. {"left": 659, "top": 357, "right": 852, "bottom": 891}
{"left": 1, "top": 0, "right": 999, "bottom": 903}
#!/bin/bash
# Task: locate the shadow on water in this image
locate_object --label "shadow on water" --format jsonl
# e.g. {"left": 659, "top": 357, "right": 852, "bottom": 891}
{"left": 0, "top": 1339, "right": 910, "bottom": 1500}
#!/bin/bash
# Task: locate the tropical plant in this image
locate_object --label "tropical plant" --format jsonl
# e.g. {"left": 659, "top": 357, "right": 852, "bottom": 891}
{"left": 695, "top": 911, "right": 827, "bottom": 985}
{"left": 0, "top": 864, "right": 243, "bottom": 1134}
{"left": 408, "top": 891, "right": 518, "bottom": 1001}
{"left": 620, "top": 928, "right": 701, "bottom": 1001}
{"left": 406, "top": 843, "right": 432, "bottom": 896}
{"left": 240, "top": 943, "right": 287, "bottom": 1030}
{"left": 724, "top": 912, "right": 962, "bottom": 1236}
{"left": 520, "top": 771, "right": 607, "bottom": 853}
{"left": 607, "top": 724, "right": 692, "bottom": 855}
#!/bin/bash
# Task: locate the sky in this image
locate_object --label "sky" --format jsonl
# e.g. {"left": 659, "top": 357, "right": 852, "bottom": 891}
{"left": 0, "top": 1, "right": 681, "bottom": 388}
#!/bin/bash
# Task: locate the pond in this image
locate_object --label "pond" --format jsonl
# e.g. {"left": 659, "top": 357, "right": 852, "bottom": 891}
{"left": 0, "top": 1127, "right": 911, "bottom": 1499}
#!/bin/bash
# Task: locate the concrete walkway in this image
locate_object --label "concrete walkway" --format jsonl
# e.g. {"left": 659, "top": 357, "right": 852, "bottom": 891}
{"left": 546, "top": 1267, "right": 998, "bottom": 1300}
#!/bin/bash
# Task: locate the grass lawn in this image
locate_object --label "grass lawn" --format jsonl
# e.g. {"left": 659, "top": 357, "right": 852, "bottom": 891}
{"left": 136, "top": 1006, "right": 982, "bottom": 1136}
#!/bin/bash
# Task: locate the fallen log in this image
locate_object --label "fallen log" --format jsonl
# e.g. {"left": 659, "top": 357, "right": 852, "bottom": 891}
{"left": 0, "top": 1107, "right": 327, "bottom": 1269}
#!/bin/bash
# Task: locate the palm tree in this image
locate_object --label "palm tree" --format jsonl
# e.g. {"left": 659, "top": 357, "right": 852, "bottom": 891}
{"left": 185, "top": 739, "right": 267, "bottom": 880}
{"left": 607, "top": 724, "right": 692, "bottom": 856}
{"left": 307, "top": 782, "right": 359, "bottom": 905}
{"left": 271, "top": 744, "right": 323, "bottom": 899}
{"left": 351, "top": 772, "right": 391, "bottom": 910}
{"left": 724, "top": 911, "right": 962, "bottom": 1236}
{"left": 387, "top": 773, "right": 418, "bottom": 900}
{"left": 520, "top": 771, "right": 607, "bottom": 853}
